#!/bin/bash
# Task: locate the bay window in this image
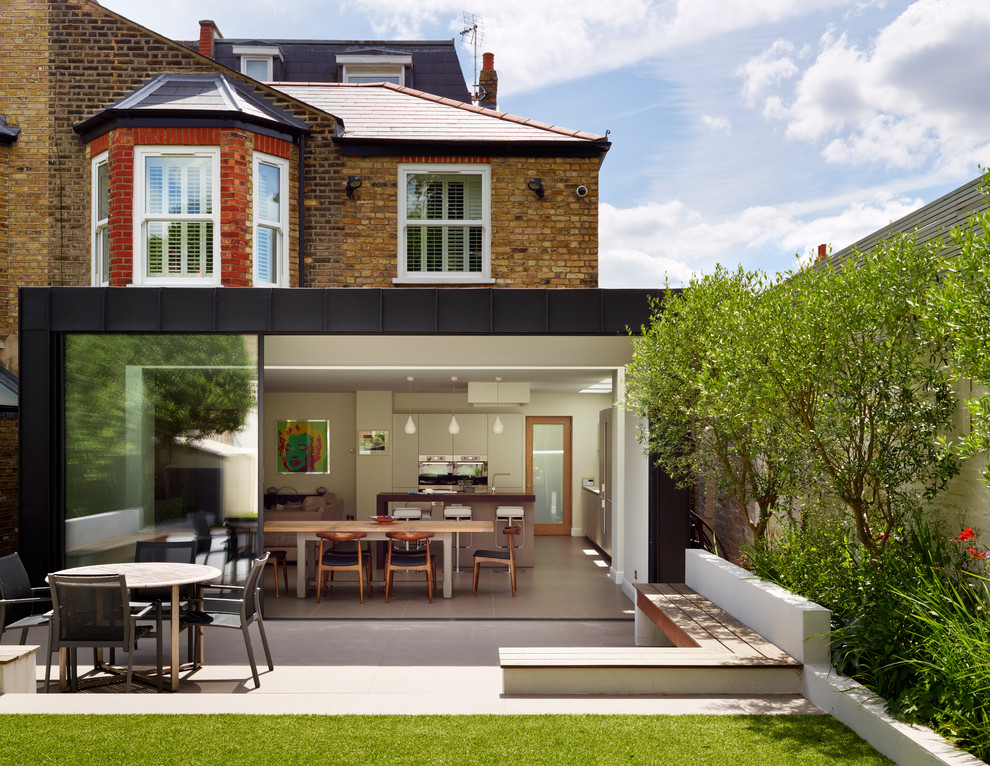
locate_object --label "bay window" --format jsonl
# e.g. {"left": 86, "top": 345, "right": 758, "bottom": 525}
{"left": 397, "top": 164, "right": 490, "bottom": 283}
{"left": 92, "top": 152, "right": 109, "bottom": 286}
{"left": 134, "top": 147, "right": 220, "bottom": 285}
{"left": 253, "top": 152, "right": 289, "bottom": 286}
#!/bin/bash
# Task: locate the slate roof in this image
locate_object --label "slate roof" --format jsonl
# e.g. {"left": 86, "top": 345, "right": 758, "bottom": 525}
{"left": 206, "top": 39, "right": 471, "bottom": 102}
{"left": 274, "top": 82, "right": 607, "bottom": 145}
{"left": 75, "top": 73, "right": 310, "bottom": 137}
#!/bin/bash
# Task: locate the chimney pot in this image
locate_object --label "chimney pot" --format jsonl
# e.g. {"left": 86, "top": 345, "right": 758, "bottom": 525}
{"left": 817, "top": 243, "right": 828, "bottom": 261}
{"left": 482, "top": 52, "right": 495, "bottom": 71}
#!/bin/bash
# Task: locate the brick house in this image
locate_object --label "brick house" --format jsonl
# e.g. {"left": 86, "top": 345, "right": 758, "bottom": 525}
{"left": 2, "top": 0, "right": 690, "bottom": 597}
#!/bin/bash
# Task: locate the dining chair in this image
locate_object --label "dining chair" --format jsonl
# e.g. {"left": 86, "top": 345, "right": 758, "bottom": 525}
{"left": 315, "top": 532, "right": 372, "bottom": 603}
{"left": 384, "top": 532, "right": 436, "bottom": 604}
{"left": 45, "top": 573, "right": 162, "bottom": 693}
{"left": 184, "top": 553, "right": 273, "bottom": 688}
{"left": 472, "top": 525, "right": 520, "bottom": 597}
{"left": 0, "top": 552, "right": 51, "bottom": 644}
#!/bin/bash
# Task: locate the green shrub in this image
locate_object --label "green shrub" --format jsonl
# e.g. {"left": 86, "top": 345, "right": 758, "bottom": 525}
{"left": 745, "top": 518, "right": 990, "bottom": 761}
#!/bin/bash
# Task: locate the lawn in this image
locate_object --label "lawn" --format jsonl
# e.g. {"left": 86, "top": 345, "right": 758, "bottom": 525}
{"left": 1, "top": 714, "right": 892, "bottom": 765}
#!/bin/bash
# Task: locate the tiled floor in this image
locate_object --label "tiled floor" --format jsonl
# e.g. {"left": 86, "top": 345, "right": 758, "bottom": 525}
{"left": 262, "top": 535, "right": 633, "bottom": 621}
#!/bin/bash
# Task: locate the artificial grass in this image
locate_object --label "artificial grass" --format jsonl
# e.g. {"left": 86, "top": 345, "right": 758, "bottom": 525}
{"left": 0, "top": 714, "right": 893, "bottom": 765}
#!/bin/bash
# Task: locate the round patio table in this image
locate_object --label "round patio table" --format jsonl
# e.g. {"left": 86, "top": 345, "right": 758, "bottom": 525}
{"left": 51, "top": 562, "right": 221, "bottom": 691}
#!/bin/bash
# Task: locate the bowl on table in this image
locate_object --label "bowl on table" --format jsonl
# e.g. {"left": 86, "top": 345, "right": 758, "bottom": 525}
{"left": 371, "top": 516, "right": 395, "bottom": 524}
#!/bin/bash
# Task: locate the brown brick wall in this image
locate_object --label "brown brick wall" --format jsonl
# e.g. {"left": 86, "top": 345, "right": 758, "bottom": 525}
{"left": 333, "top": 153, "right": 600, "bottom": 287}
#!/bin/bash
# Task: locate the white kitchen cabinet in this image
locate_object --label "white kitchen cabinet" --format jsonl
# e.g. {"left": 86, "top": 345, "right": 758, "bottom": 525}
{"left": 487, "top": 413, "right": 523, "bottom": 490}
{"left": 418, "top": 413, "right": 487, "bottom": 456}
{"left": 392, "top": 414, "right": 419, "bottom": 490}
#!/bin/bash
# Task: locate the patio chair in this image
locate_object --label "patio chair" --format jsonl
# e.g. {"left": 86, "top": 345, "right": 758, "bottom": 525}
{"left": 384, "top": 532, "right": 436, "bottom": 604}
{"left": 133, "top": 540, "right": 198, "bottom": 659}
{"left": 315, "top": 531, "right": 372, "bottom": 603}
{"left": 45, "top": 573, "right": 162, "bottom": 693}
{"left": 0, "top": 552, "right": 50, "bottom": 644}
{"left": 184, "top": 553, "right": 273, "bottom": 688}
{"left": 472, "top": 525, "right": 520, "bottom": 597}
{"left": 225, "top": 518, "right": 288, "bottom": 596}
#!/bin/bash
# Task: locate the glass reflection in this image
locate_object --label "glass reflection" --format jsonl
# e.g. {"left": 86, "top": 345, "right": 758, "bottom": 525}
{"left": 64, "top": 334, "right": 259, "bottom": 577}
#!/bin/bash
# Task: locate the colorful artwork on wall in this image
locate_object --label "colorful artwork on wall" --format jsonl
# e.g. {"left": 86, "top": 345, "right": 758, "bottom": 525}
{"left": 276, "top": 420, "right": 330, "bottom": 474}
{"left": 358, "top": 429, "right": 389, "bottom": 455}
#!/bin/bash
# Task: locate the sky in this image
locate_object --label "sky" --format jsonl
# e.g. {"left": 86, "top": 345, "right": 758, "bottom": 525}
{"left": 99, "top": 0, "right": 990, "bottom": 287}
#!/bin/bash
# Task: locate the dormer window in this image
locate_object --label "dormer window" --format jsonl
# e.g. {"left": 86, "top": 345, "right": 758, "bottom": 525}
{"left": 337, "top": 54, "right": 412, "bottom": 86}
{"left": 232, "top": 45, "right": 283, "bottom": 82}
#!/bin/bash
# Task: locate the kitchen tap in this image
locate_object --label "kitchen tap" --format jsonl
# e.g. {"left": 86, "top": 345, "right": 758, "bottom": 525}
{"left": 491, "top": 473, "right": 511, "bottom": 493}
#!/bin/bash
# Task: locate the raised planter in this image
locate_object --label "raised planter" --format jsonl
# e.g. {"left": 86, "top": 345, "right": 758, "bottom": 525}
{"left": 685, "top": 549, "right": 988, "bottom": 766}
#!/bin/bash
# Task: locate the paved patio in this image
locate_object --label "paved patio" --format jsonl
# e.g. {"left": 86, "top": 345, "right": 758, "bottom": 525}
{"left": 1, "top": 537, "right": 821, "bottom": 715}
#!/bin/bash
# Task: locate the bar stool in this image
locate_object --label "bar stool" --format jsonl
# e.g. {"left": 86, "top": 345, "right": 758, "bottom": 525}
{"left": 443, "top": 504, "right": 472, "bottom": 573}
{"left": 391, "top": 507, "right": 422, "bottom": 521}
{"left": 392, "top": 507, "right": 423, "bottom": 551}
{"left": 495, "top": 507, "right": 525, "bottom": 551}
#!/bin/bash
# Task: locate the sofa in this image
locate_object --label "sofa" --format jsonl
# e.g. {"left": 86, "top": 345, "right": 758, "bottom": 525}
{"left": 263, "top": 493, "right": 344, "bottom": 561}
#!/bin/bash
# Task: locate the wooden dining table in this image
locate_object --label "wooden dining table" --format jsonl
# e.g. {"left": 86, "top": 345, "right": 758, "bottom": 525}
{"left": 263, "top": 518, "right": 494, "bottom": 599}
{"left": 50, "top": 561, "right": 222, "bottom": 692}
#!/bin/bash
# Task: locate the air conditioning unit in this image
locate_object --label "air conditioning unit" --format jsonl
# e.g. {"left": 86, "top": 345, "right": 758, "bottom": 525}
{"left": 467, "top": 381, "right": 530, "bottom": 406}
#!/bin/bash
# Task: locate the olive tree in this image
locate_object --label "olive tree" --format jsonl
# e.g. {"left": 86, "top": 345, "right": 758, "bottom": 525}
{"left": 624, "top": 266, "right": 806, "bottom": 542}
{"left": 758, "top": 234, "right": 958, "bottom": 555}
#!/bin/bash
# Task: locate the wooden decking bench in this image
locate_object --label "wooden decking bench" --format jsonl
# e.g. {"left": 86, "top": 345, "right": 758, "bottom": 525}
{"left": 499, "top": 583, "right": 802, "bottom": 696}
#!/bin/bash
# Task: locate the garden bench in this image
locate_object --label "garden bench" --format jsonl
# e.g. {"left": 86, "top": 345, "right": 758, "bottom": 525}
{"left": 499, "top": 583, "right": 801, "bottom": 696}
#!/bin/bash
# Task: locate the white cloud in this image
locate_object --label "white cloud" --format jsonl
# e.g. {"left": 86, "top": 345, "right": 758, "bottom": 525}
{"left": 598, "top": 193, "right": 927, "bottom": 287}
{"left": 737, "top": 40, "right": 800, "bottom": 107}
{"left": 345, "top": 0, "right": 854, "bottom": 94}
{"left": 702, "top": 115, "right": 732, "bottom": 134}
{"left": 745, "top": 0, "right": 990, "bottom": 171}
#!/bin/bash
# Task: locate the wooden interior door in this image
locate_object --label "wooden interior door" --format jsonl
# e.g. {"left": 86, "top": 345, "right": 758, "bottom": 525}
{"left": 526, "top": 416, "right": 572, "bottom": 535}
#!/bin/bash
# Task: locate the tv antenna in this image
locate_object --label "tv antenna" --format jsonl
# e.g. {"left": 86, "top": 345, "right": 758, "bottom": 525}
{"left": 459, "top": 12, "right": 485, "bottom": 104}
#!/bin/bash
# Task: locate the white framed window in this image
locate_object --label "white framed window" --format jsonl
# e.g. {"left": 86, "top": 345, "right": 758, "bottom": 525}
{"left": 91, "top": 151, "right": 109, "bottom": 286}
{"left": 253, "top": 152, "right": 289, "bottom": 286}
{"left": 397, "top": 164, "right": 491, "bottom": 283}
{"left": 342, "top": 66, "right": 403, "bottom": 85}
{"left": 337, "top": 54, "right": 411, "bottom": 86}
{"left": 133, "top": 147, "right": 220, "bottom": 286}
{"left": 233, "top": 45, "right": 281, "bottom": 82}
{"left": 241, "top": 57, "right": 272, "bottom": 81}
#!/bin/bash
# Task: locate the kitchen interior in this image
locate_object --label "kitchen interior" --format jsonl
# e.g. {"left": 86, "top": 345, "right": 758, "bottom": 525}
{"left": 259, "top": 334, "right": 637, "bottom": 617}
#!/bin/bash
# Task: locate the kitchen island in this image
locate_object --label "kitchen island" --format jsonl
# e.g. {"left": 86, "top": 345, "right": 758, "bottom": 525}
{"left": 376, "top": 492, "right": 536, "bottom": 568}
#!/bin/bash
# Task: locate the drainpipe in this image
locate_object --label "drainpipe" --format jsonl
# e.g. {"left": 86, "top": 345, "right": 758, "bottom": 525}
{"left": 297, "top": 135, "right": 306, "bottom": 286}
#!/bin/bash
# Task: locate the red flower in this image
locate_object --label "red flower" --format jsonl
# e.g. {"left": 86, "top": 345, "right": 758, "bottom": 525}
{"left": 956, "top": 527, "right": 976, "bottom": 541}
{"left": 966, "top": 548, "right": 990, "bottom": 559}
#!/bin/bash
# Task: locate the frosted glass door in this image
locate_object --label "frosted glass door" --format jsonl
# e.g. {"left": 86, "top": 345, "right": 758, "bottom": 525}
{"left": 526, "top": 417, "right": 572, "bottom": 534}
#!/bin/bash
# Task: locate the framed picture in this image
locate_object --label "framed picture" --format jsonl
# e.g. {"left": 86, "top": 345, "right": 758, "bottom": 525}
{"left": 275, "top": 420, "right": 330, "bottom": 474}
{"left": 358, "top": 429, "right": 389, "bottom": 455}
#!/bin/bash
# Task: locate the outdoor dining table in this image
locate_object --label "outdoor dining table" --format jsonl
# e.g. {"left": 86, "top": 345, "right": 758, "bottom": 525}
{"left": 263, "top": 518, "right": 494, "bottom": 599}
{"left": 49, "top": 561, "right": 222, "bottom": 692}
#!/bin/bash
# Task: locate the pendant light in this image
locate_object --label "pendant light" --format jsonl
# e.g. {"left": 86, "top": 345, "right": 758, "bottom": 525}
{"left": 492, "top": 376, "right": 504, "bottom": 434}
{"left": 448, "top": 376, "right": 460, "bottom": 435}
{"left": 404, "top": 376, "right": 417, "bottom": 435}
